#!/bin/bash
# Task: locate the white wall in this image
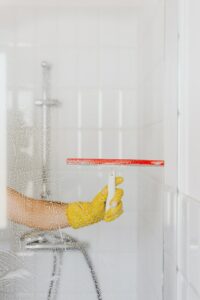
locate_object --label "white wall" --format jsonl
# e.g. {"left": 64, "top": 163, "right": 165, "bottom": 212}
{"left": 137, "top": 0, "right": 179, "bottom": 299}
{"left": 2, "top": 6, "right": 139, "bottom": 300}
{"left": 177, "top": 0, "right": 200, "bottom": 299}
{"left": 137, "top": 1, "right": 165, "bottom": 299}
{"left": 163, "top": 0, "right": 178, "bottom": 299}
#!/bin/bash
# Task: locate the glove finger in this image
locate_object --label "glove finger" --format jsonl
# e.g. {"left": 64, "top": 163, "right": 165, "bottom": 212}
{"left": 109, "top": 188, "right": 124, "bottom": 207}
{"left": 100, "top": 176, "right": 124, "bottom": 197}
{"left": 104, "top": 202, "right": 123, "bottom": 222}
{"left": 106, "top": 201, "right": 123, "bottom": 217}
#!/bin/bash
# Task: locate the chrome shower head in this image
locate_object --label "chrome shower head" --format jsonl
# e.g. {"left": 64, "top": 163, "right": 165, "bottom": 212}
{"left": 41, "top": 61, "right": 51, "bottom": 69}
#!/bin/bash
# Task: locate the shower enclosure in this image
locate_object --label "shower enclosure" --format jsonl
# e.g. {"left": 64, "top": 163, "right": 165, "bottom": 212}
{"left": 0, "top": 0, "right": 178, "bottom": 299}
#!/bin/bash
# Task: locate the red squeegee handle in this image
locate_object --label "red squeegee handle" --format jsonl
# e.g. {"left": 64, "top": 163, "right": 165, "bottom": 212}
{"left": 66, "top": 158, "right": 164, "bottom": 167}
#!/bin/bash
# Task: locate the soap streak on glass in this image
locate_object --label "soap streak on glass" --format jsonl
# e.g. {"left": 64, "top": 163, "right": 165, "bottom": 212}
{"left": 21, "top": 62, "right": 103, "bottom": 300}
{"left": 0, "top": 250, "right": 31, "bottom": 294}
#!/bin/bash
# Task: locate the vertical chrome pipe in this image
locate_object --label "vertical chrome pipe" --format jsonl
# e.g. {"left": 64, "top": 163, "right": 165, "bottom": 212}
{"left": 35, "top": 61, "right": 58, "bottom": 199}
{"left": 41, "top": 61, "right": 50, "bottom": 199}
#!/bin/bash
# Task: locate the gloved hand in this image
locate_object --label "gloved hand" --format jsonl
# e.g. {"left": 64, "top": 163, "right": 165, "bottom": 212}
{"left": 66, "top": 177, "right": 124, "bottom": 229}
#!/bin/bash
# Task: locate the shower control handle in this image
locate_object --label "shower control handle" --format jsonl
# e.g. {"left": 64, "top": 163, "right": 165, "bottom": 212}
{"left": 35, "top": 99, "right": 59, "bottom": 106}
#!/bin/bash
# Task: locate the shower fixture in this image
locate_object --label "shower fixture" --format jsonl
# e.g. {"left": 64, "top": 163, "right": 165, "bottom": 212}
{"left": 35, "top": 61, "right": 59, "bottom": 199}
{"left": 21, "top": 230, "right": 102, "bottom": 300}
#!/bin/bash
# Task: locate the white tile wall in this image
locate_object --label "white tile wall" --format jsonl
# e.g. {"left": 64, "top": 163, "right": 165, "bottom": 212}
{"left": 81, "top": 90, "right": 99, "bottom": 128}
{"left": 177, "top": 0, "right": 200, "bottom": 299}
{"left": 57, "top": 8, "right": 78, "bottom": 47}
{"left": 177, "top": 195, "right": 200, "bottom": 300}
{"left": 78, "top": 49, "right": 99, "bottom": 87}
{"left": 180, "top": 0, "right": 200, "bottom": 201}
{"left": 15, "top": 47, "right": 36, "bottom": 87}
{"left": 99, "top": 48, "right": 120, "bottom": 87}
{"left": 119, "top": 48, "right": 138, "bottom": 88}
{"left": 3, "top": 2, "right": 184, "bottom": 300}
{"left": 16, "top": 7, "right": 36, "bottom": 46}
{"left": 101, "top": 89, "right": 119, "bottom": 128}
{"left": 99, "top": 9, "right": 120, "bottom": 47}
{"left": 0, "top": 8, "right": 16, "bottom": 46}
{"left": 58, "top": 47, "right": 78, "bottom": 87}
{"left": 35, "top": 7, "right": 58, "bottom": 47}
{"left": 137, "top": 1, "right": 166, "bottom": 300}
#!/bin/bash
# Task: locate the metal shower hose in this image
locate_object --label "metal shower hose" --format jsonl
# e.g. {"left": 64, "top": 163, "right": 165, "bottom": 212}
{"left": 47, "top": 234, "right": 102, "bottom": 300}
{"left": 21, "top": 231, "right": 102, "bottom": 300}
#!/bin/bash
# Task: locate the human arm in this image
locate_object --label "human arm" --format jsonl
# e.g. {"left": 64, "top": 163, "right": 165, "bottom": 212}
{"left": 7, "top": 187, "right": 69, "bottom": 230}
{"left": 7, "top": 177, "right": 124, "bottom": 230}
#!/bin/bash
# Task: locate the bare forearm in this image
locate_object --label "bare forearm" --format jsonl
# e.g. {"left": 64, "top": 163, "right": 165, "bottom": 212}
{"left": 7, "top": 188, "right": 69, "bottom": 230}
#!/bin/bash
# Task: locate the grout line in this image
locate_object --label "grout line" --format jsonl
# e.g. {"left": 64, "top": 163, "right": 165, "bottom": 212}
{"left": 77, "top": 91, "right": 82, "bottom": 157}
{"left": 98, "top": 90, "right": 103, "bottom": 157}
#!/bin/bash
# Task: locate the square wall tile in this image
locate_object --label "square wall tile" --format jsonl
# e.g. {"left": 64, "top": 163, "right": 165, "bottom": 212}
{"left": 188, "top": 287, "right": 200, "bottom": 300}
{"left": 0, "top": 8, "right": 16, "bottom": 46}
{"left": 82, "top": 130, "right": 99, "bottom": 157}
{"left": 4, "top": 47, "right": 16, "bottom": 87}
{"left": 119, "top": 48, "right": 137, "bottom": 88}
{"left": 164, "top": 116, "right": 178, "bottom": 188}
{"left": 77, "top": 8, "right": 99, "bottom": 47}
{"left": 81, "top": 90, "right": 99, "bottom": 128}
{"left": 77, "top": 49, "right": 98, "bottom": 87}
{"left": 16, "top": 88, "right": 35, "bottom": 127}
{"left": 138, "top": 122, "right": 164, "bottom": 160}
{"left": 15, "top": 47, "right": 36, "bottom": 87}
{"left": 164, "top": 188, "right": 177, "bottom": 257}
{"left": 51, "top": 88, "right": 78, "bottom": 129}
{"left": 102, "top": 130, "right": 119, "bottom": 158}
{"left": 50, "top": 129, "right": 78, "bottom": 171}
{"left": 121, "top": 131, "right": 138, "bottom": 157}
{"left": 35, "top": 7, "right": 58, "bottom": 46}
{"left": 121, "top": 170, "right": 138, "bottom": 212}
{"left": 7, "top": 127, "right": 42, "bottom": 172}
{"left": 7, "top": 87, "right": 35, "bottom": 128}
{"left": 99, "top": 9, "right": 120, "bottom": 47}
{"left": 58, "top": 251, "right": 95, "bottom": 294}
{"left": 139, "top": 1, "right": 164, "bottom": 78}
{"left": 121, "top": 90, "right": 138, "bottom": 129}
{"left": 189, "top": 200, "right": 200, "bottom": 248}
{"left": 102, "top": 89, "right": 119, "bottom": 128}
{"left": 188, "top": 199, "right": 200, "bottom": 296}
{"left": 119, "top": 11, "right": 138, "bottom": 47}
{"left": 58, "top": 47, "right": 78, "bottom": 87}
{"left": 139, "top": 63, "right": 164, "bottom": 127}
{"left": 178, "top": 196, "right": 189, "bottom": 277}
{"left": 49, "top": 169, "right": 94, "bottom": 201}
{"left": 16, "top": 7, "right": 36, "bottom": 46}
{"left": 57, "top": 8, "right": 78, "bottom": 47}
{"left": 99, "top": 48, "right": 119, "bottom": 87}
{"left": 164, "top": 253, "right": 177, "bottom": 300}
{"left": 97, "top": 212, "right": 137, "bottom": 253}
{"left": 97, "top": 252, "right": 137, "bottom": 293}
{"left": 177, "top": 272, "right": 188, "bottom": 300}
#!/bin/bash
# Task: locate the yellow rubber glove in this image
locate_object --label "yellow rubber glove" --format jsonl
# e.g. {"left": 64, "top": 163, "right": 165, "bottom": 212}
{"left": 66, "top": 177, "right": 124, "bottom": 229}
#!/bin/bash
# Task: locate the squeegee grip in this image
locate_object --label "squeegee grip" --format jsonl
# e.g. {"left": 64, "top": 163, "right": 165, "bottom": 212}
{"left": 106, "top": 171, "right": 116, "bottom": 212}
